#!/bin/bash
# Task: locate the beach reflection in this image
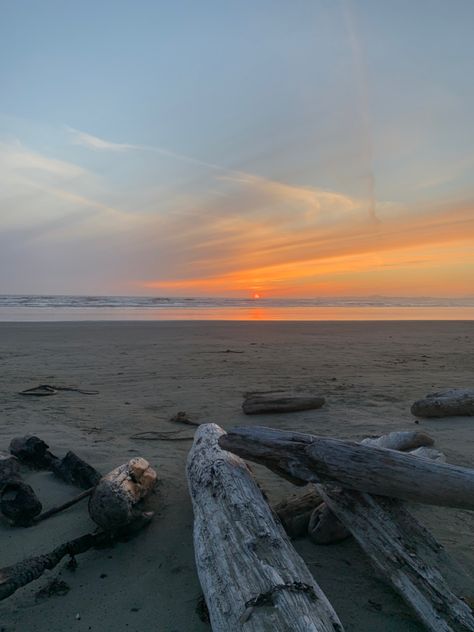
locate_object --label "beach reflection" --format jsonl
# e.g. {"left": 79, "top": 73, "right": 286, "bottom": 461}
{"left": 1, "top": 306, "right": 473, "bottom": 321}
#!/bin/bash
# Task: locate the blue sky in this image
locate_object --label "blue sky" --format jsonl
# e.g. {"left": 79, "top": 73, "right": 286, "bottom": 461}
{"left": 1, "top": 1, "right": 473, "bottom": 295}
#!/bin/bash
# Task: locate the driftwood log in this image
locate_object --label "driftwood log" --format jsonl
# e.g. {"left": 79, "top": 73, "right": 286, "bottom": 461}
{"left": 187, "top": 423, "right": 344, "bottom": 632}
{"left": 88, "top": 457, "right": 157, "bottom": 531}
{"left": 220, "top": 427, "right": 474, "bottom": 632}
{"left": 0, "top": 515, "right": 152, "bottom": 602}
{"left": 309, "top": 431, "right": 440, "bottom": 544}
{"left": 10, "top": 436, "right": 101, "bottom": 489}
{"left": 273, "top": 486, "right": 322, "bottom": 538}
{"left": 0, "top": 452, "right": 42, "bottom": 525}
{"left": 243, "top": 393, "right": 325, "bottom": 415}
{"left": 0, "top": 457, "right": 156, "bottom": 602}
{"left": 411, "top": 389, "right": 474, "bottom": 418}
{"left": 219, "top": 427, "right": 474, "bottom": 510}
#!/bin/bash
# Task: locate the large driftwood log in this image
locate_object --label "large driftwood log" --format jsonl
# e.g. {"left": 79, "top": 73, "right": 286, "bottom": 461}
{"left": 243, "top": 393, "right": 325, "bottom": 415}
{"left": 411, "top": 389, "right": 474, "bottom": 418}
{"left": 274, "top": 432, "right": 435, "bottom": 542}
{"left": 10, "top": 436, "right": 101, "bottom": 489}
{"left": 187, "top": 423, "right": 344, "bottom": 632}
{"left": 309, "top": 431, "right": 439, "bottom": 544}
{"left": 219, "top": 427, "right": 474, "bottom": 510}
{"left": 220, "top": 427, "right": 474, "bottom": 632}
{"left": 88, "top": 458, "right": 157, "bottom": 531}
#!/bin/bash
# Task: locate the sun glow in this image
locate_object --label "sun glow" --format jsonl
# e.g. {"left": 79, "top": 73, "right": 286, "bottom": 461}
{"left": 252, "top": 293, "right": 261, "bottom": 300}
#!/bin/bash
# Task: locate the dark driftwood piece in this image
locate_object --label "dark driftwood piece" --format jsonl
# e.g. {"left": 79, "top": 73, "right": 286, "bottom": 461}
{"left": 220, "top": 427, "right": 474, "bottom": 632}
{"left": 10, "top": 436, "right": 101, "bottom": 489}
{"left": 187, "top": 423, "right": 344, "bottom": 632}
{"left": 88, "top": 458, "right": 157, "bottom": 531}
{"left": 0, "top": 516, "right": 152, "bottom": 602}
{"left": 411, "top": 389, "right": 474, "bottom": 418}
{"left": 242, "top": 393, "right": 325, "bottom": 415}
{"left": 34, "top": 488, "right": 93, "bottom": 523}
{"left": 219, "top": 426, "right": 474, "bottom": 510}
{"left": 0, "top": 452, "right": 42, "bottom": 525}
{"left": 272, "top": 486, "right": 322, "bottom": 538}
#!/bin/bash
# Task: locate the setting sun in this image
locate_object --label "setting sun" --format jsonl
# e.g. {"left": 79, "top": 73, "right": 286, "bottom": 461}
{"left": 252, "top": 293, "right": 261, "bottom": 300}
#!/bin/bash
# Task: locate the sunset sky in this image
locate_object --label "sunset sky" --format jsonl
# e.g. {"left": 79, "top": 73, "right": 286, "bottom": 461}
{"left": 1, "top": 1, "right": 473, "bottom": 297}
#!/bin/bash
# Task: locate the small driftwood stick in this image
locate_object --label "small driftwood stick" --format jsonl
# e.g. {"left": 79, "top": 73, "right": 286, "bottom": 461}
{"left": 187, "top": 423, "right": 344, "bottom": 632}
{"left": 88, "top": 458, "right": 157, "bottom": 531}
{"left": 219, "top": 427, "right": 474, "bottom": 510}
{"left": 0, "top": 516, "right": 152, "bottom": 602}
{"left": 34, "top": 488, "right": 93, "bottom": 523}
{"left": 10, "top": 436, "right": 101, "bottom": 489}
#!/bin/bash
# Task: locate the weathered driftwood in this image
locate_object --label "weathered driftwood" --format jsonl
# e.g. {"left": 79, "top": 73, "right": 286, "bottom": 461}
{"left": 220, "top": 427, "right": 474, "bottom": 631}
{"left": 360, "top": 430, "right": 434, "bottom": 451}
{"left": 411, "top": 389, "right": 474, "bottom": 418}
{"left": 88, "top": 458, "right": 157, "bottom": 531}
{"left": 219, "top": 426, "right": 474, "bottom": 510}
{"left": 0, "top": 515, "right": 152, "bottom": 602}
{"left": 10, "top": 436, "right": 101, "bottom": 489}
{"left": 1, "top": 480, "right": 43, "bottom": 525}
{"left": 243, "top": 393, "right": 325, "bottom": 415}
{"left": 308, "top": 503, "right": 349, "bottom": 545}
{"left": 309, "top": 431, "right": 439, "bottom": 544}
{"left": 410, "top": 447, "right": 446, "bottom": 462}
{"left": 319, "top": 488, "right": 474, "bottom": 632}
{"left": 0, "top": 453, "right": 20, "bottom": 482}
{"left": 0, "top": 452, "right": 42, "bottom": 525}
{"left": 274, "top": 432, "right": 435, "bottom": 541}
{"left": 187, "top": 423, "right": 344, "bottom": 632}
{"left": 34, "top": 488, "right": 93, "bottom": 523}
{"left": 272, "top": 486, "right": 322, "bottom": 538}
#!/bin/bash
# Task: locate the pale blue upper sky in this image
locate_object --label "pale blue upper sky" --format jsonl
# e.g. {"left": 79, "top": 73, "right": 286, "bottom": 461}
{"left": 1, "top": 1, "right": 473, "bottom": 295}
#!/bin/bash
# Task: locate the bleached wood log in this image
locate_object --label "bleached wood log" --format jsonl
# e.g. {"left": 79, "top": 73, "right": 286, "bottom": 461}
{"left": 220, "top": 427, "right": 474, "bottom": 631}
{"left": 243, "top": 393, "right": 325, "bottom": 415}
{"left": 187, "top": 423, "right": 344, "bottom": 632}
{"left": 309, "top": 431, "right": 439, "bottom": 544}
{"left": 319, "top": 488, "right": 474, "bottom": 632}
{"left": 88, "top": 458, "right": 157, "bottom": 531}
{"left": 219, "top": 427, "right": 474, "bottom": 510}
{"left": 360, "top": 430, "right": 434, "bottom": 451}
{"left": 411, "top": 389, "right": 474, "bottom": 418}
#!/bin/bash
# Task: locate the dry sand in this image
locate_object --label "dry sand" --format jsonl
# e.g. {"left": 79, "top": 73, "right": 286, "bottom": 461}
{"left": 0, "top": 320, "right": 473, "bottom": 632}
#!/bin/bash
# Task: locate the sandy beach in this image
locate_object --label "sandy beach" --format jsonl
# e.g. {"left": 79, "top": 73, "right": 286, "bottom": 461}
{"left": 1, "top": 320, "right": 473, "bottom": 632}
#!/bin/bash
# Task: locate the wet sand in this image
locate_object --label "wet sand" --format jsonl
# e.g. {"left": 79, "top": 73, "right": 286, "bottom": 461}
{"left": 0, "top": 321, "right": 473, "bottom": 632}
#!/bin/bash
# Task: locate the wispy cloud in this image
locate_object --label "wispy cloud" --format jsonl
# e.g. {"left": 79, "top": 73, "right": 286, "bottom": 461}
{"left": 67, "top": 127, "right": 134, "bottom": 152}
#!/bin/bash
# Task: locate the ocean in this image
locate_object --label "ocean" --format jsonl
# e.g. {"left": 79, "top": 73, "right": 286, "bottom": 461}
{"left": 0, "top": 295, "right": 473, "bottom": 321}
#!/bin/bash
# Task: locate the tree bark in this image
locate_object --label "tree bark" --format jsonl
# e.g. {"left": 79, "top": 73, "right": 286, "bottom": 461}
{"left": 187, "top": 423, "right": 344, "bottom": 632}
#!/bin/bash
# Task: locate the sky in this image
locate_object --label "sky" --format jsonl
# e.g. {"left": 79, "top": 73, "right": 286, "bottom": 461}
{"left": 1, "top": 0, "right": 473, "bottom": 297}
